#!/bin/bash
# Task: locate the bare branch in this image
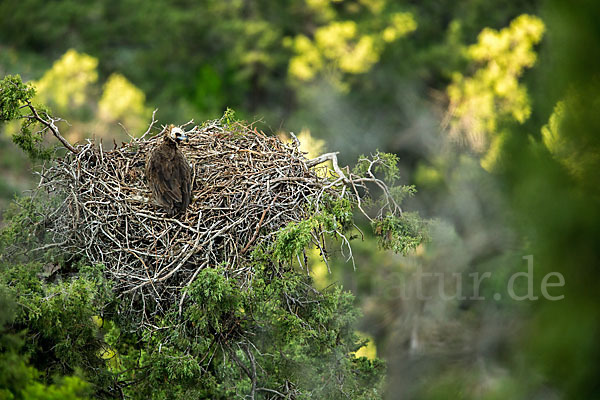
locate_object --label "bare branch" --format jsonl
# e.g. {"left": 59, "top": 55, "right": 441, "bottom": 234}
{"left": 256, "top": 387, "right": 286, "bottom": 398}
{"left": 307, "top": 152, "right": 349, "bottom": 182}
{"left": 140, "top": 108, "right": 159, "bottom": 139}
{"left": 26, "top": 101, "right": 78, "bottom": 154}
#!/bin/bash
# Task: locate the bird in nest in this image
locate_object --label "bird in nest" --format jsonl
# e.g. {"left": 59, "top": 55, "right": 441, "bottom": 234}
{"left": 145, "top": 124, "right": 192, "bottom": 216}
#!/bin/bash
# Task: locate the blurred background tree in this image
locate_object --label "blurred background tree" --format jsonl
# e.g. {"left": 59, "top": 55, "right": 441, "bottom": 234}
{"left": 2, "top": 0, "right": 600, "bottom": 398}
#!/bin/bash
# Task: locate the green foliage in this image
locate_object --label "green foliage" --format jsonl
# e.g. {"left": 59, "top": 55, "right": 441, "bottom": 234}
{"left": 33, "top": 49, "right": 98, "bottom": 114}
{"left": 184, "top": 266, "right": 245, "bottom": 335}
{"left": 273, "top": 218, "right": 317, "bottom": 261}
{"left": 0, "top": 0, "right": 535, "bottom": 141}
{"left": 33, "top": 49, "right": 150, "bottom": 136}
{"left": 245, "top": 265, "right": 386, "bottom": 399}
{"left": 0, "top": 197, "right": 46, "bottom": 261}
{"left": 508, "top": 3, "right": 600, "bottom": 395}
{"left": 319, "top": 193, "right": 354, "bottom": 230}
{"left": 390, "top": 184, "right": 417, "bottom": 205}
{"left": 0, "top": 285, "right": 92, "bottom": 400}
{"left": 98, "top": 73, "right": 150, "bottom": 131}
{"left": 0, "top": 75, "right": 53, "bottom": 161}
{"left": 0, "top": 194, "right": 115, "bottom": 397}
{"left": 99, "top": 262, "right": 385, "bottom": 399}
{"left": 0, "top": 75, "right": 35, "bottom": 122}
{"left": 31, "top": 49, "right": 150, "bottom": 138}
{"left": 222, "top": 107, "right": 237, "bottom": 127}
{"left": 447, "top": 14, "right": 545, "bottom": 154}
{"left": 19, "top": 376, "right": 90, "bottom": 400}
{"left": 0, "top": 75, "right": 55, "bottom": 160}
{"left": 1, "top": 50, "right": 152, "bottom": 164}
{"left": 0, "top": 259, "right": 113, "bottom": 388}
{"left": 12, "top": 112, "right": 54, "bottom": 161}
{"left": 372, "top": 213, "right": 429, "bottom": 255}
{"left": 288, "top": 9, "right": 417, "bottom": 85}
{"left": 353, "top": 151, "right": 400, "bottom": 184}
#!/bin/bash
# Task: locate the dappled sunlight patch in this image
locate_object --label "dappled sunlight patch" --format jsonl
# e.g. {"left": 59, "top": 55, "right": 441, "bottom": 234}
{"left": 99, "top": 73, "right": 150, "bottom": 134}
{"left": 288, "top": 8, "right": 416, "bottom": 84}
{"left": 28, "top": 49, "right": 151, "bottom": 143}
{"left": 354, "top": 331, "right": 377, "bottom": 360}
{"left": 447, "top": 14, "right": 545, "bottom": 153}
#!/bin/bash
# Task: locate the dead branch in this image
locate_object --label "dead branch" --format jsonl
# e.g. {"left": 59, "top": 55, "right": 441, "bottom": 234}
{"left": 307, "top": 152, "right": 348, "bottom": 182}
{"left": 26, "top": 100, "right": 78, "bottom": 154}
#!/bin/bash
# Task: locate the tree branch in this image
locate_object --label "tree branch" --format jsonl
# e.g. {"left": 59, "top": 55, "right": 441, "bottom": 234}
{"left": 307, "top": 152, "right": 348, "bottom": 182}
{"left": 26, "top": 101, "right": 78, "bottom": 154}
{"left": 140, "top": 108, "right": 159, "bottom": 139}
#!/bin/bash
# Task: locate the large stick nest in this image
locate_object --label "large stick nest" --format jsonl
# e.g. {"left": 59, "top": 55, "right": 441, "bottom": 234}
{"left": 36, "top": 118, "right": 335, "bottom": 326}
{"left": 36, "top": 116, "right": 403, "bottom": 329}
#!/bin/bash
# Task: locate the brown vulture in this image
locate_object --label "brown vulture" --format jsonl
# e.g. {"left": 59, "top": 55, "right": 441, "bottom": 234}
{"left": 145, "top": 124, "right": 192, "bottom": 215}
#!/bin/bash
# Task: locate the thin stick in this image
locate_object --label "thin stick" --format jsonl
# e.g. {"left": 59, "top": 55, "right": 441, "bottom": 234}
{"left": 26, "top": 101, "right": 77, "bottom": 154}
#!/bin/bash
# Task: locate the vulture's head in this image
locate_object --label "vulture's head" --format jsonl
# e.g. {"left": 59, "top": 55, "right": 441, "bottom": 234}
{"left": 166, "top": 124, "right": 188, "bottom": 143}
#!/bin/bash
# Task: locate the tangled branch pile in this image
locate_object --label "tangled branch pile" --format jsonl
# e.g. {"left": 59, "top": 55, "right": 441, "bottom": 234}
{"left": 35, "top": 116, "right": 405, "bottom": 329}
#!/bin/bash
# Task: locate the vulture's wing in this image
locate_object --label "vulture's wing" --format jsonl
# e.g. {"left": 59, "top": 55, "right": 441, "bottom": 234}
{"left": 152, "top": 160, "right": 181, "bottom": 206}
{"left": 157, "top": 159, "right": 183, "bottom": 204}
{"left": 146, "top": 146, "right": 181, "bottom": 207}
{"left": 177, "top": 151, "right": 192, "bottom": 210}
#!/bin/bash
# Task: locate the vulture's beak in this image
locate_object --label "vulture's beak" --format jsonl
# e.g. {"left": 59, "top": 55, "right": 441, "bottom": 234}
{"left": 172, "top": 127, "right": 188, "bottom": 143}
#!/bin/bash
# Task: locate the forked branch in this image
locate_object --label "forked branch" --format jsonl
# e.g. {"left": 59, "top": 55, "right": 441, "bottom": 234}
{"left": 25, "top": 100, "right": 78, "bottom": 154}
